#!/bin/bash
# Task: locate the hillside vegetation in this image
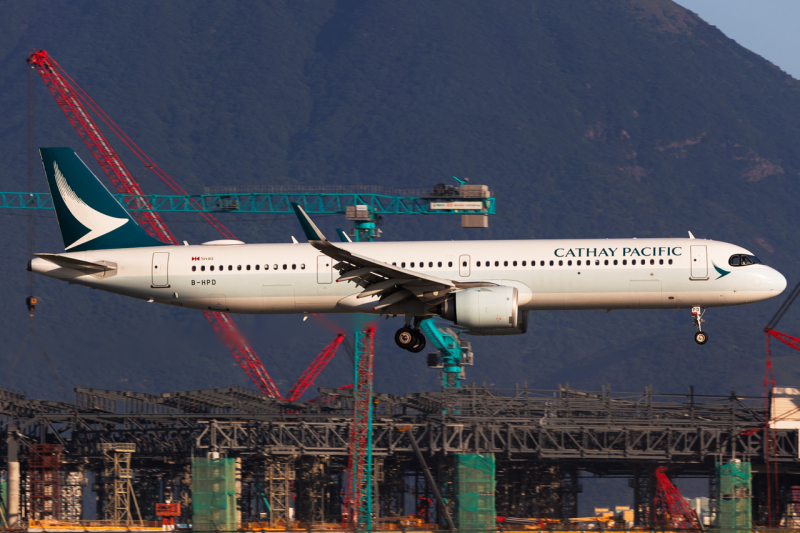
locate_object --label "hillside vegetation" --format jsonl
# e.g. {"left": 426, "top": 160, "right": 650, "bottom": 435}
{"left": 1, "top": 0, "right": 799, "bottom": 399}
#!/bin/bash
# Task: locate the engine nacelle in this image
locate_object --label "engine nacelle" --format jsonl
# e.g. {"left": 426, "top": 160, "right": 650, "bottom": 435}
{"left": 463, "top": 311, "right": 528, "bottom": 336}
{"left": 441, "top": 286, "right": 519, "bottom": 330}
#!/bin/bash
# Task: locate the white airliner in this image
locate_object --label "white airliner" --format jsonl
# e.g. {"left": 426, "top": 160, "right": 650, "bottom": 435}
{"left": 29, "top": 148, "right": 787, "bottom": 351}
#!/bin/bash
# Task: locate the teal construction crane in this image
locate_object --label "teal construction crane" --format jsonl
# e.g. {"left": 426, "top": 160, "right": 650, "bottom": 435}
{"left": 420, "top": 321, "right": 473, "bottom": 392}
{"left": 0, "top": 182, "right": 495, "bottom": 243}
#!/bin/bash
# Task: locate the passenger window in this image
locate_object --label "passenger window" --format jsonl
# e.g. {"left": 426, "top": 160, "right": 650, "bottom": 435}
{"left": 401, "top": 262, "right": 406, "bottom": 268}
{"left": 282, "top": 264, "right": 287, "bottom": 270}
{"left": 522, "top": 261, "right": 527, "bottom": 266}
{"left": 228, "top": 265, "right": 232, "bottom": 271}
{"left": 504, "top": 261, "right": 508, "bottom": 267}
{"left": 476, "top": 261, "right": 481, "bottom": 267}
{"left": 265, "top": 264, "right": 269, "bottom": 270}
{"left": 650, "top": 259, "right": 654, "bottom": 265}
{"left": 429, "top": 262, "right": 433, "bottom": 268}
{"left": 668, "top": 259, "right": 673, "bottom": 265}
{"left": 392, "top": 262, "right": 396, "bottom": 266}
{"left": 292, "top": 264, "right": 296, "bottom": 270}
{"left": 659, "top": 259, "right": 663, "bottom": 265}
{"left": 273, "top": 264, "right": 278, "bottom": 270}
{"left": 247, "top": 265, "right": 251, "bottom": 271}
{"left": 632, "top": 260, "right": 636, "bottom": 265}
{"left": 550, "top": 260, "right": 554, "bottom": 266}
{"left": 568, "top": 260, "right": 572, "bottom": 266}
{"left": 237, "top": 265, "right": 242, "bottom": 271}
{"left": 495, "top": 261, "right": 499, "bottom": 267}
{"left": 438, "top": 261, "right": 442, "bottom": 267}
{"left": 201, "top": 265, "right": 206, "bottom": 271}
{"left": 595, "top": 260, "right": 599, "bottom": 265}
{"left": 256, "top": 265, "right": 260, "bottom": 270}
{"left": 623, "top": 260, "right": 627, "bottom": 265}
{"left": 210, "top": 266, "right": 215, "bottom": 271}
{"left": 604, "top": 260, "right": 608, "bottom": 265}
{"left": 449, "top": 261, "right": 453, "bottom": 267}
{"left": 613, "top": 260, "right": 618, "bottom": 265}
{"left": 559, "top": 260, "right": 563, "bottom": 266}
{"left": 192, "top": 266, "right": 196, "bottom": 272}
{"left": 540, "top": 261, "right": 545, "bottom": 266}
{"left": 577, "top": 260, "right": 581, "bottom": 266}
{"left": 410, "top": 262, "right": 415, "bottom": 268}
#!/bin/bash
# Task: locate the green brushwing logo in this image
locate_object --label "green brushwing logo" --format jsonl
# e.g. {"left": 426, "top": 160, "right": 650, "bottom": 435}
{"left": 712, "top": 262, "right": 730, "bottom": 280}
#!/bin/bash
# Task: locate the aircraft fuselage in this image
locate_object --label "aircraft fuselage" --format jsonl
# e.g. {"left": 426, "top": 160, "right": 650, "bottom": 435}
{"left": 30, "top": 237, "right": 786, "bottom": 315}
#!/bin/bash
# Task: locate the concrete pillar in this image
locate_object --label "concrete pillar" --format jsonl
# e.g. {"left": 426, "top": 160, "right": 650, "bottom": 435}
{"left": 7, "top": 429, "right": 19, "bottom": 527}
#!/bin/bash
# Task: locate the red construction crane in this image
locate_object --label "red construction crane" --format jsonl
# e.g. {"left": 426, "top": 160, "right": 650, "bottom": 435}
{"left": 27, "top": 50, "right": 280, "bottom": 398}
{"left": 285, "top": 334, "right": 344, "bottom": 402}
{"left": 653, "top": 467, "right": 703, "bottom": 530}
{"left": 761, "top": 279, "right": 800, "bottom": 526}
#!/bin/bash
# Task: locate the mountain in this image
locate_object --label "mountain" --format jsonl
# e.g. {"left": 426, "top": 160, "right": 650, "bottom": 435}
{"left": 1, "top": 0, "right": 799, "bottom": 401}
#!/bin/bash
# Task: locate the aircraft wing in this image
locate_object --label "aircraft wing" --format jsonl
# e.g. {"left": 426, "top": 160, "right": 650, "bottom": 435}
{"left": 291, "top": 203, "right": 456, "bottom": 309}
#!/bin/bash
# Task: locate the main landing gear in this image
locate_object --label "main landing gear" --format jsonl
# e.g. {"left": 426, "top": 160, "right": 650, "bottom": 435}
{"left": 692, "top": 307, "right": 708, "bottom": 345}
{"left": 395, "top": 321, "right": 427, "bottom": 353}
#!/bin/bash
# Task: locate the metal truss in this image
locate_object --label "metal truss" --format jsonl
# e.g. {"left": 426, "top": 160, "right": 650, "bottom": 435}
{"left": 0, "top": 191, "right": 496, "bottom": 216}
{"left": 0, "top": 384, "right": 796, "bottom": 466}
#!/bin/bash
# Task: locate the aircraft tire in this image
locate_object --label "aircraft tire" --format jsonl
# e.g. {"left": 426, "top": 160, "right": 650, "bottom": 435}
{"left": 408, "top": 331, "right": 427, "bottom": 353}
{"left": 694, "top": 331, "right": 708, "bottom": 345}
{"left": 395, "top": 327, "right": 416, "bottom": 350}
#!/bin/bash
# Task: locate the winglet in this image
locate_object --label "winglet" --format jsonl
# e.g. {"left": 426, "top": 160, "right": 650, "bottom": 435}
{"left": 291, "top": 202, "right": 327, "bottom": 242}
{"left": 688, "top": 231, "right": 696, "bottom": 239}
{"left": 336, "top": 229, "right": 352, "bottom": 243}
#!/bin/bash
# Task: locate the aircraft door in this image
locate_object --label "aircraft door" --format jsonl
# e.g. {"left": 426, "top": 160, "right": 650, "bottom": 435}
{"left": 317, "top": 255, "right": 332, "bottom": 283}
{"left": 152, "top": 252, "right": 169, "bottom": 287}
{"left": 690, "top": 245, "right": 708, "bottom": 279}
{"left": 459, "top": 255, "right": 471, "bottom": 277}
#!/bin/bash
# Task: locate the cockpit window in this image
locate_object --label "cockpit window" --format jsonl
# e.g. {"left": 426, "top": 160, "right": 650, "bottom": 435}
{"left": 729, "top": 254, "right": 762, "bottom": 267}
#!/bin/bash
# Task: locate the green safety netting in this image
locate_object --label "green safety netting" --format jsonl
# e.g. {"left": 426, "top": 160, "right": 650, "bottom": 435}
{"left": 192, "top": 458, "right": 236, "bottom": 533}
{"left": 717, "top": 461, "right": 751, "bottom": 533}
{"left": 455, "top": 453, "right": 496, "bottom": 532}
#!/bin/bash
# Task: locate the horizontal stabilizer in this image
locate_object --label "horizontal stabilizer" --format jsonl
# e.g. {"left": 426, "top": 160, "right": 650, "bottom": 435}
{"left": 35, "top": 254, "right": 116, "bottom": 274}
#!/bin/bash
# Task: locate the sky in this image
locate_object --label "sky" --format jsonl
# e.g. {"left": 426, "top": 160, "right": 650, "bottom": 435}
{"left": 676, "top": 0, "right": 800, "bottom": 80}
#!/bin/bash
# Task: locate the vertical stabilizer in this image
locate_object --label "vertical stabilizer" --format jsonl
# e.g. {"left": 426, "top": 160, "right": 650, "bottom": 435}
{"left": 39, "top": 147, "right": 169, "bottom": 251}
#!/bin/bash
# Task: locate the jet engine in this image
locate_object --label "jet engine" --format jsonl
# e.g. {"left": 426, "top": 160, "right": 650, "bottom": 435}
{"left": 440, "top": 286, "right": 522, "bottom": 334}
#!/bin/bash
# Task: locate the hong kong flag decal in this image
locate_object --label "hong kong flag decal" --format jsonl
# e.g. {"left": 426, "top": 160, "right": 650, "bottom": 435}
{"left": 192, "top": 257, "right": 200, "bottom": 261}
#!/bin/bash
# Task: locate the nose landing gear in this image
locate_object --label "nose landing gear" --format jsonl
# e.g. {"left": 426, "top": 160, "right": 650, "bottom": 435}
{"left": 395, "top": 322, "right": 427, "bottom": 353}
{"left": 692, "top": 307, "right": 708, "bottom": 345}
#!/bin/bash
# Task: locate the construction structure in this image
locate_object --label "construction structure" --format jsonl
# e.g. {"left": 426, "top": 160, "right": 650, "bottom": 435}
{"left": 2, "top": 383, "right": 800, "bottom": 529}
{"left": 99, "top": 443, "right": 140, "bottom": 523}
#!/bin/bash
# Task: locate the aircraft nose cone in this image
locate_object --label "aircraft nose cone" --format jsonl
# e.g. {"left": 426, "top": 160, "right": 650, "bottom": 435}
{"left": 771, "top": 268, "right": 787, "bottom": 294}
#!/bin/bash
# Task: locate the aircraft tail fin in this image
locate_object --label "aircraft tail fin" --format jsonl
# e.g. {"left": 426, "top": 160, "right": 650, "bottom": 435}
{"left": 39, "top": 147, "right": 169, "bottom": 252}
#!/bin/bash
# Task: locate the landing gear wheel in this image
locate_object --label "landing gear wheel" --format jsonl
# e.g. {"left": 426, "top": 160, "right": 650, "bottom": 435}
{"left": 395, "top": 327, "right": 416, "bottom": 350}
{"left": 691, "top": 307, "right": 707, "bottom": 345}
{"left": 408, "top": 331, "right": 427, "bottom": 353}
